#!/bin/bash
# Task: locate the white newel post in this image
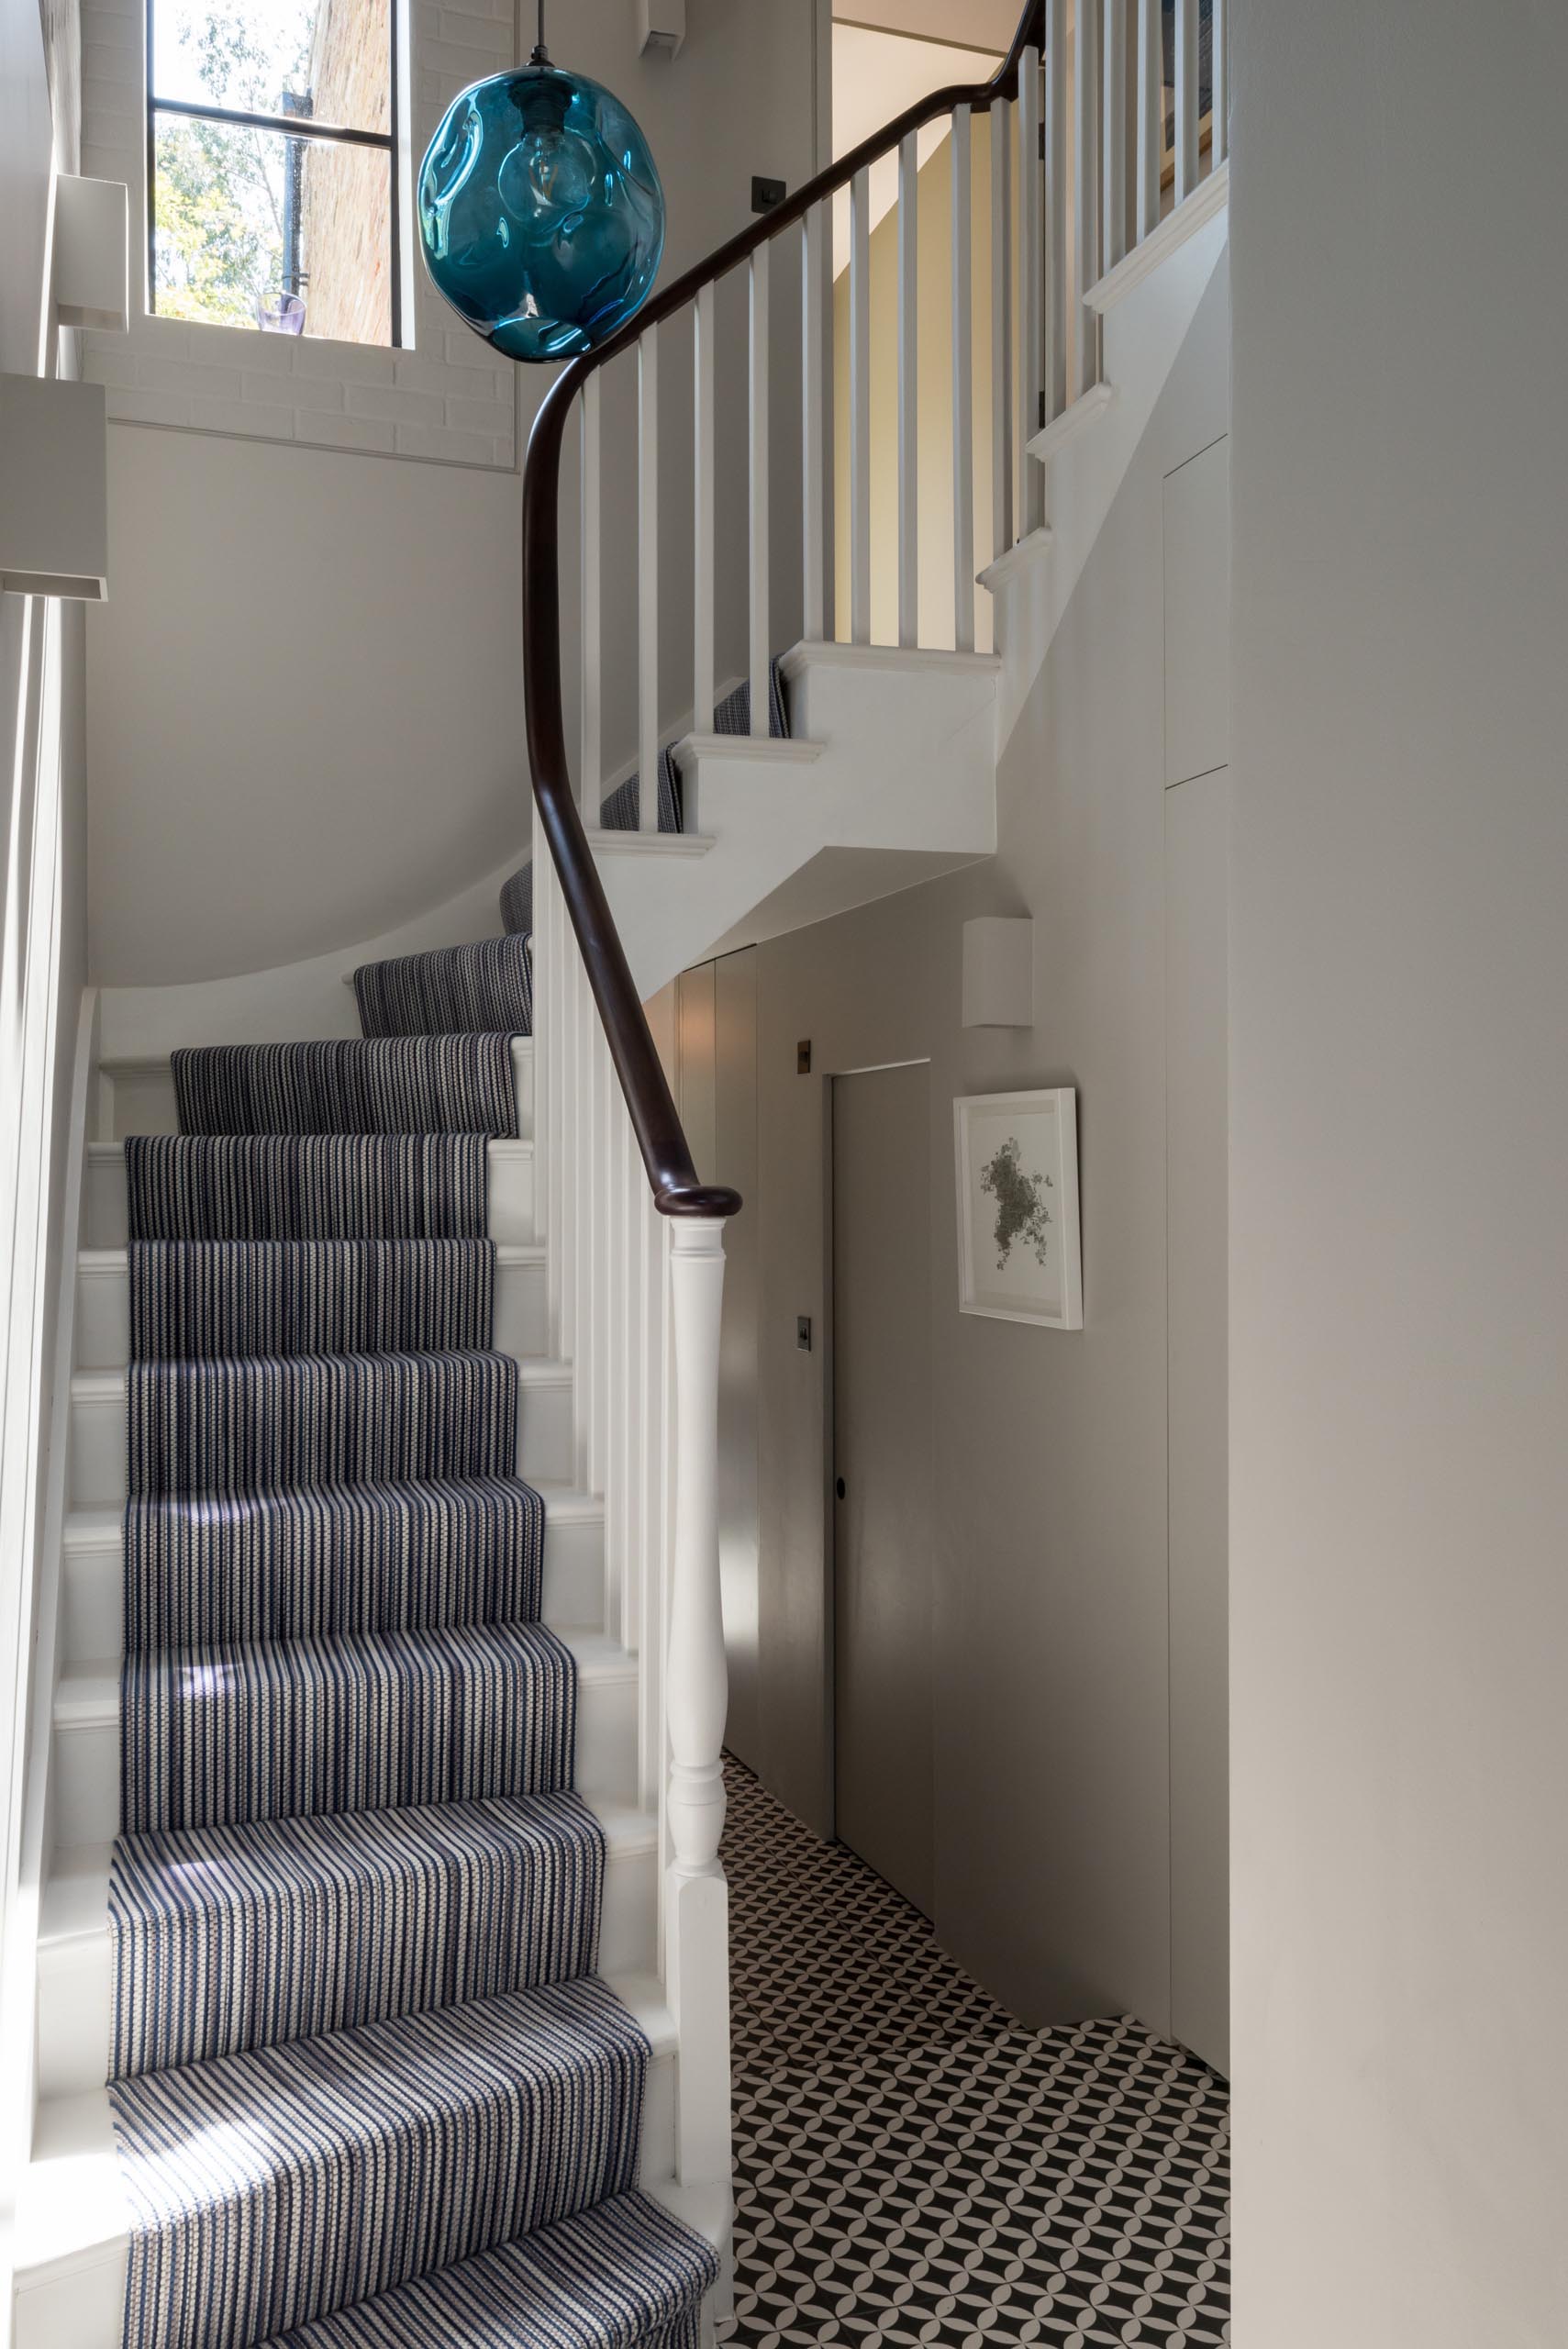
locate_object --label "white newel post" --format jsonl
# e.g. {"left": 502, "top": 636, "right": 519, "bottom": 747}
{"left": 663, "top": 1215, "right": 731, "bottom": 2187}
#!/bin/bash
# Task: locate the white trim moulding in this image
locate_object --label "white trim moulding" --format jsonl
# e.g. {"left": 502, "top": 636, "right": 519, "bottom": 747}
{"left": 1084, "top": 161, "right": 1229, "bottom": 314}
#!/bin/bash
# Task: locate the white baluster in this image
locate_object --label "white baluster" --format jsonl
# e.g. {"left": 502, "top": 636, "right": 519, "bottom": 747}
{"left": 640, "top": 1191, "right": 669, "bottom": 1809}
{"left": 611, "top": 1108, "right": 637, "bottom": 1647}
{"left": 579, "top": 377, "right": 600, "bottom": 809}
{"left": 1074, "top": 0, "right": 1101, "bottom": 398}
{"left": 638, "top": 326, "right": 659, "bottom": 832}
{"left": 1045, "top": 0, "right": 1067, "bottom": 425}
{"left": 989, "top": 96, "right": 1013, "bottom": 559}
{"left": 1018, "top": 48, "right": 1043, "bottom": 531}
{"left": 557, "top": 916, "right": 577, "bottom": 1371}
{"left": 850, "top": 165, "right": 872, "bottom": 644}
{"left": 540, "top": 859, "right": 562, "bottom": 1350}
{"left": 951, "top": 104, "right": 974, "bottom": 654}
{"left": 748, "top": 241, "right": 770, "bottom": 736}
{"left": 801, "top": 204, "right": 826, "bottom": 642}
{"left": 1136, "top": 0, "right": 1162, "bottom": 242}
{"left": 664, "top": 1213, "right": 731, "bottom": 2182}
{"left": 589, "top": 1030, "right": 612, "bottom": 1502}
{"left": 896, "top": 130, "right": 918, "bottom": 649}
{"left": 1211, "top": 0, "right": 1228, "bottom": 166}
{"left": 1103, "top": 0, "right": 1127, "bottom": 273}
{"left": 1174, "top": 0, "right": 1198, "bottom": 202}
{"left": 693, "top": 284, "right": 716, "bottom": 740}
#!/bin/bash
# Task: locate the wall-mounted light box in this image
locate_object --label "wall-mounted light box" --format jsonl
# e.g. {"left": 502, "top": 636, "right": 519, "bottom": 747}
{"left": 54, "top": 177, "right": 129, "bottom": 332}
{"left": 962, "top": 915, "right": 1034, "bottom": 1028}
{"left": 636, "top": 0, "right": 684, "bottom": 57}
{"left": 0, "top": 375, "right": 108, "bottom": 600}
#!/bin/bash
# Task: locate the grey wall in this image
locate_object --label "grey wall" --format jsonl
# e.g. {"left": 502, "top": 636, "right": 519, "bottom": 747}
{"left": 686, "top": 257, "right": 1231, "bottom": 2044}
{"left": 1229, "top": 2, "right": 1568, "bottom": 2340}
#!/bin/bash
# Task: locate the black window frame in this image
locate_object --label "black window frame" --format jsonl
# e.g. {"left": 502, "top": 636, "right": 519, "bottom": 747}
{"left": 145, "top": 0, "right": 403, "bottom": 345}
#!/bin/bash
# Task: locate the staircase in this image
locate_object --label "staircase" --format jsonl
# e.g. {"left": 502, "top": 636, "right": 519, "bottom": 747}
{"left": 16, "top": 913, "right": 719, "bottom": 2349}
{"left": 6, "top": 0, "right": 1232, "bottom": 2339}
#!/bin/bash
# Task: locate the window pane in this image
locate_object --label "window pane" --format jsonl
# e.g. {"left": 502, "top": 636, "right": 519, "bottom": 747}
{"left": 150, "top": 0, "right": 389, "bottom": 138}
{"left": 152, "top": 112, "right": 391, "bottom": 346}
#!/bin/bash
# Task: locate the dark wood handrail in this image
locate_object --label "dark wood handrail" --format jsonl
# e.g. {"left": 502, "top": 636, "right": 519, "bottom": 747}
{"left": 522, "top": 0, "right": 1047, "bottom": 1218}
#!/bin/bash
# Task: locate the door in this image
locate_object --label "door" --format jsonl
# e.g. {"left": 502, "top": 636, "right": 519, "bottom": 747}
{"left": 831, "top": 1063, "right": 934, "bottom": 1915}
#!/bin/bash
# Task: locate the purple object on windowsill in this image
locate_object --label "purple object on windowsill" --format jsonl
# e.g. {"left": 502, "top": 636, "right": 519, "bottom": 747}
{"left": 257, "top": 292, "right": 306, "bottom": 334}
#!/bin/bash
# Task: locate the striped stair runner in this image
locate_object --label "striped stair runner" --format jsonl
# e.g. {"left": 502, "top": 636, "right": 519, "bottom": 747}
{"left": 106, "top": 909, "right": 717, "bottom": 2349}
{"left": 499, "top": 660, "right": 790, "bottom": 937}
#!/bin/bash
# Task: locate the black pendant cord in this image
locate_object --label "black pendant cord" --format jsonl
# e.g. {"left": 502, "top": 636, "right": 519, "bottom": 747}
{"left": 530, "top": 0, "right": 548, "bottom": 65}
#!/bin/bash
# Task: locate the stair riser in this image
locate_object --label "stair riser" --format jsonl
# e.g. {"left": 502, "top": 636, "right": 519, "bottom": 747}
{"left": 11, "top": 2050, "right": 676, "bottom": 2349}
{"left": 83, "top": 1140, "right": 537, "bottom": 1250}
{"left": 35, "top": 1840, "right": 658, "bottom": 2101}
{"left": 61, "top": 1507, "right": 606, "bottom": 1666}
{"left": 75, "top": 1251, "right": 546, "bottom": 1373}
{"left": 51, "top": 1666, "right": 639, "bottom": 1850}
{"left": 68, "top": 1374, "right": 575, "bottom": 1509}
{"left": 97, "top": 1041, "right": 536, "bottom": 1147}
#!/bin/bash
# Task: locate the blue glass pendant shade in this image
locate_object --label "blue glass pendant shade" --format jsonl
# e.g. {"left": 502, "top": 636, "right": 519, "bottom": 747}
{"left": 418, "top": 62, "right": 665, "bottom": 362}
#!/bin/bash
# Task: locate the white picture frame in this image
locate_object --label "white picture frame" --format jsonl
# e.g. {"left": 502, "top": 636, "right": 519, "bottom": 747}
{"left": 953, "top": 1087, "right": 1083, "bottom": 1329}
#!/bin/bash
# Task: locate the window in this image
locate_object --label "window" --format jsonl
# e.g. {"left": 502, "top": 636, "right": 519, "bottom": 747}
{"left": 146, "top": 0, "right": 401, "bottom": 344}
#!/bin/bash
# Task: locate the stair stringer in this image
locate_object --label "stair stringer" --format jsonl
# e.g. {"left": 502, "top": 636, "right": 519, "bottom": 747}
{"left": 595, "top": 642, "right": 1002, "bottom": 1002}
{"left": 984, "top": 195, "right": 1230, "bottom": 756}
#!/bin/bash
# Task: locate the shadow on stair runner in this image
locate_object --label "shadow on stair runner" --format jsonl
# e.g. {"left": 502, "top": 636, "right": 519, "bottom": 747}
{"left": 106, "top": 911, "right": 717, "bottom": 2347}
{"left": 719, "top": 1756, "right": 1231, "bottom": 2348}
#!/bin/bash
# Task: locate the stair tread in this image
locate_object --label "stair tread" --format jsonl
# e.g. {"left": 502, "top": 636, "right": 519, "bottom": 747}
{"left": 62, "top": 1477, "right": 600, "bottom": 1556}
{"left": 106, "top": 1791, "right": 612, "bottom": 2077}
{"left": 251, "top": 2188, "right": 717, "bottom": 2349}
{"left": 171, "top": 1033, "right": 523, "bottom": 1141}
{"left": 16, "top": 1974, "right": 673, "bottom": 2283}
{"left": 42, "top": 1797, "right": 656, "bottom": 1946}
{"left": 75, "top": 1350, "right": 571, "bottom": 1398}
{"left": 82, "top": 1239, "right": 543, "bottom": 1270}
{"left": 57, "top": 1625, "right": 636, "bottom": 1730}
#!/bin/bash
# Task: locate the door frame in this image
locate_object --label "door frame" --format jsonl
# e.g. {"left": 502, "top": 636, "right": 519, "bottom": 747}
{"left": 822, "top": 1056, "right": 933, "bottom": 1847}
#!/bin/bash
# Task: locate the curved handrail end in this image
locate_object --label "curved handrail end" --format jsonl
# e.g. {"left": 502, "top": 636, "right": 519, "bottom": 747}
{"left": 656, "top": 1181, "right": 744, "bottom": 1220}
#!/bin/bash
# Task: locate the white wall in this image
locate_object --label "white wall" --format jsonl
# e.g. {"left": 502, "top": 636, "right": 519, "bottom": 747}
{"left": 1229, "top": 3, "right": 1568, "bottom": 2341}
{"left": 85, "top": 0, "right": 824, "bottom": 986}
{"left": 0, "top": 0, "right": 90, "bottom": 2266}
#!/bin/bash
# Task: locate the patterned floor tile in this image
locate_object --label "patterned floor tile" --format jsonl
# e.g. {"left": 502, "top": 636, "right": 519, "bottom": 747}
{"left": 719, "top": 1758, "right": 1229, "bottom": 2347}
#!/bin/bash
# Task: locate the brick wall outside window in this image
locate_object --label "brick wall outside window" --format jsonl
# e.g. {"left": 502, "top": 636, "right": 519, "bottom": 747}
{"left": 80, "top": 0, "right": 519, "bottom": 468}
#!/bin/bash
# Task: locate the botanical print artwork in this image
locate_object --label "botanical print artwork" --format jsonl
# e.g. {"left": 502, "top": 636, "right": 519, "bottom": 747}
{"left": 979, "top": 1134, "right": 1053, "bottom": 1271}
{"left": 955, "top": 1090, "right": 1083, "bottom": 1328}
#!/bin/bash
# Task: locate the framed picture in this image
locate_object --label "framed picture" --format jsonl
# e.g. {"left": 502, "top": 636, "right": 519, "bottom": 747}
{"left": 954, "top": 1087, "right": 1083, "bottom": 1329}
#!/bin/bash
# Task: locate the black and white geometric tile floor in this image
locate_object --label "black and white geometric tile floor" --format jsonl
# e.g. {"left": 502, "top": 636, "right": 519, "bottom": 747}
{"left": 717, "top": 1757, "right": 1230, "bottom": 2347}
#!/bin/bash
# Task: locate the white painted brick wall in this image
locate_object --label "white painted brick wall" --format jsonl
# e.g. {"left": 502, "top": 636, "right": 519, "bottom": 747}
{"left": 78, "top": 0, "right": 519, "bottom": 469}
